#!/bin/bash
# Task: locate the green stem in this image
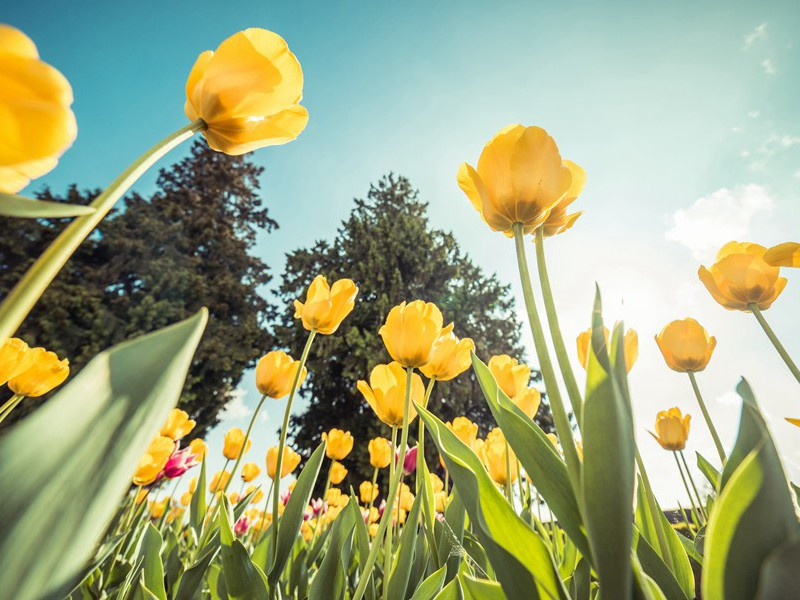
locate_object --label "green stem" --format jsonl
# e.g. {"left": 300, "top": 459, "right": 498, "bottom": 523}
{"left": 535, "top": 227, "right": 584, "bottom": 427}
{"left": 635, "top": 448, "right": 673, "bottom": 568}
{"left": 0, "top": 393, "right": 24, "bottom": 424}
{"left": 0, "top": 120, "right": 205, "bottom": 342}
{"left": 687, "top": 372, "right": 726, "bottom": 463}
{"left": 353, "top": 368, "right": 413, "bottom": 600}
{"left": 307, "top": 462, "right": 333, "bottom": 552}
{"left": 416, "top": 377, "right": 436, "bottom": 491}
{"left": 677, "top": 501, "right": 696, "bottom": 540}
{"left": 679, "top": 450, "right": 707, "bottom": 521}
{"left": 749, "top": 303, "right": 800, "bottom": 384}
{"left": 512, "top": 224, "right": 582, "bottom": 491}
{"left": 504, "top": 442, "right": 514, "bottom": 508}
{"left": 368, "top": 466, "right": 379, "bottom": 513}
{"left": 158, "top": 476, "right": 182, "bottom": 532}
{"left": 383, "top": 426, "right": 398, "bottom": 600}
{"left": 674, "top": 452, "right": 704, "bottom": 526}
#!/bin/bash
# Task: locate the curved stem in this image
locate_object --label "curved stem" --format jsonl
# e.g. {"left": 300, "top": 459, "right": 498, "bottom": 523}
{"left": 535, "top": 227, "right": 584, "bottom": 427}
{"left": 749, "top": 303, "right": 800, "bottom": 384}
{"left": 0, "top": 393, "right": 24, "bottom": 424}
{"left": 383, "top": 426, "right": 398, "bottom": 600}
{"left": 0, "top": 120, "right": 206, "bottom": 342}
{"left": 679, "top": 450, "right": 707, "bottom": 521}
{"left": 673, "top": 452, "right": 704, "bottom": 527}
{"left": 687, "top": 372, "right": 726, "bottom": 463}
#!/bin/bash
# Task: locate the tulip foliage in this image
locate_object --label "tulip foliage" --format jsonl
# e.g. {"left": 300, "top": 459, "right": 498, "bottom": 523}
{"left": 2, "top": 21, "right": 800, "bottom": 600}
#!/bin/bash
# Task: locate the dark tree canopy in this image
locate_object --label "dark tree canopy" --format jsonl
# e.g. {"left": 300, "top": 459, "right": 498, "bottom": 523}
{"left": 274, "top": 174, "right": 551, "bottom": 488}
{"left": 0, "top": 141, "right": 274, "bottom": 436}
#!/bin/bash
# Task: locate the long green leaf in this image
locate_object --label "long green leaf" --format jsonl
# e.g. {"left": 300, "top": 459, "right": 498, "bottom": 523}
{"left": 460, "top": 574, "right": 507, "bottom": 599}
{"left": 309, "top": 498, "right": 357, "bottom": 600}
{"left": 409, "top": 565, "right": 447, "bottom": 600}
{"left": 138, "top": 524, "right": 167, "bottom": 600}
{"left": 0, "top": 193, "right": 96, "bottom": 218}
{"left": 189, "top": 457, "right": 207, "bottom": 536}
{"left": 218, "top": 496, "right": 269, "bottom": 599}
{"left": 0, "top": 309, "right": 207, "bottom": 600}
{"left": 696, "top": 452, "right": 721, "bottom": 490}
{"left": 388, "top": 493, "right": 423, "bottom": 600}
{"left": 755, "top": 536, "right": 800, "bottom": 597}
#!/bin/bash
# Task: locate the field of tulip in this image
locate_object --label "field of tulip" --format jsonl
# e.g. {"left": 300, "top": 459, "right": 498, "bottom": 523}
{"left": 2, "top": 22, "right": 800, "bottom": 600}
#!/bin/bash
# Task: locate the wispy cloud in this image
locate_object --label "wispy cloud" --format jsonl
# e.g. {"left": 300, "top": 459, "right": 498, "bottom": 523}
{"left": 761, "top": 58, "right": 776, "bottom": 75}
{"left": 219, "top": 387, "right": 251, "bottom": 421}
{"left": 665, "top": 184, "right": 774, "bottom": 261}
{"left": 747, "top": 134, "right": 800, "bottom": 171}
{"left": 743, "top": 22, "right": 768, "bottom": 50}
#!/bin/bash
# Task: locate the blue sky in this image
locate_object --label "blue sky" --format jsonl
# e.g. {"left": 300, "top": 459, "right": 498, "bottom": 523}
{"left": 7, "top": 0, "right": 800, "bottom": 504}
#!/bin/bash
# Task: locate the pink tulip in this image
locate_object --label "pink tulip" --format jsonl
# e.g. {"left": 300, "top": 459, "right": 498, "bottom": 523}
{"left": 402, "top": 447, "right": 417, "bottom": 476}
{"left": 162, "top": 444, "right": 199, "bottom": 479}
{"left": 311, "top": 498, "right": 326, "bottom": 516}
{"left": 234, "top": 517, "right": 250, "bottom": 536}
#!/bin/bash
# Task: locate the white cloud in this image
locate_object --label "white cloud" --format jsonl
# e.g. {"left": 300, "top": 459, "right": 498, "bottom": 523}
{"left": 665, "top": 184, "right": 774, "bottom": 261}
{"left": 219, "top": 387, "right": 251, "bottom": 421}
{"left": 748, "top": 134, "right": 800, "bottom": 171}
{"left": 761, "top": 58, "right": 776, "bottom": 75}
{"left": 743, "top": 22, "right": 767, "bottom": 50}
{"left": 717, "top": 391, "right": 742, "bottom": 407}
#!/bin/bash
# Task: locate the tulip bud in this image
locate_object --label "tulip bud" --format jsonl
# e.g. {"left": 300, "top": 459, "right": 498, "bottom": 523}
{"left": 322, "top": 428, "right": 354, "bottom": 460}
{"left": 0, "top": 338, "right": 35, "bottom": 385}
{"left": 162, "top": 445, "right": 199, "bottom": 479}
{"left": 8, "top": 347, "right": 69, "bottom": 397}
{"left": 266, "top": 445, "right": 301, "bottom": 479}
{"left": 401, "top": 447, "right": 417, "bottom": 476}
{"left": 255, "top": 350, "right": 307, "bottom": 399}
{"left": 240, "top": 462, "right": 261, "bottom": 482}
{"left": 379, "top": 300, "right": 444, "bottom": 367}
{"left": 160, "top": 408, "right": 196, "bottom": 441}
{"left": 133, "top": 436, "right": 175, "bottom": 486}
{"left": 420, "top": 325, "right": 475, "bottom": 381}
{"left": 222, "top": 427, "right": 251, "bottom": 460}
{"left": 650, "top": 408, "right": 691, "bottom": 451}
{"left": 357, "top": 362, "right": 424, "bottom": 428}
{"left": 293, "top": 275, "right": 358, "bottom": 335}
{"left": 329, "top": 461, "right": 348, "bottom": 484}
{"left": 368, "top": 437, "right": 392, "bottom": 469}
{"left": 487, "top": 355, "right": 530, "bottom": 398}
{"left": 655, "top": 318, "right": 716, "bottom": 372}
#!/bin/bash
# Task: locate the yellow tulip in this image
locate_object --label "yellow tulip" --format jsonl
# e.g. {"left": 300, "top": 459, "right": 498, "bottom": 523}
{"left": 266, "top": 445, "right": 301, "bottom": 479}
{"left": 294, "top": 275, "right": 358, "bottom": 335}
{"left": 255, "top": 350, "right": 308, "bottom": 399}
{"left": 576, "top": 327, "right": 638, "bottom": 373}
{"left": 160, "top": 408, "right": 196, "bottom": 441}
{"left": 366, "top": 506, "right": 380, "bottom": 524}
{"left": 655, "top": 318, "right": 716, "bottom": 372}
{"left": 322, "top": 428, "right": 354, "bottom": 460}
{"left": 420, "top": 324, "right": 475, "bottom": 381}
{"left": 149, "top": 498, "right": 168, "bottom": 519}
{"left": 188, "top": 477, "right": 198, "bottom": 494}
{"left": 540, "top": 160, "right": 587, "bottom": 237}
{"left": 357, "top": 362, "right": 425, "bottom": 428}
{"left": 764, "top": 242, "right": 800, "bottom": 267}
{"left": 209, "top": 470, "right": 231, "bottom": 493}
{"left": 546, "top": 433, "right": 559, "bottom": 451}
{"left": 396, "top": 482, "right": 415, "bottom": 511}
{"left": 240, "top": 462, "right": 261, "bottom": 482}
{"left": 698, "top": 242, "right": 787, "bottom": 311}
{"left": 650, "top": 408, "right": 691, "bottom": 451}
{"left": 188, "top": 438, "right": 208, "bottom": 461}
{"left": 457, "top": 124, "right": 572, "bottom": 237}
{"left": 223, "top": 427, "right": 251, "bottom": 460}
{"left": 369, "top": 523, "right": 379, "bottom": 538}
{"left": 429, "top": 473, "right": 444, "bottom": 494}
{"left": 326, "top": 487, "right": 343, "bottom": 505}
{"left": 512, "top": 387, "right": 541, "bottom": 420}
{"left": 359, "top": 480, "right": 378, "bottom": 504}
{"left": 446, "top": 416, "right": 479, "bottom": 448}
{"left": 133, "top": 436, "right": 175, "bottom": 486}
{"left": 180, "top": 491, "right": 193, "bottom": 506}
{"left": 379, "top": 300, "right": 444, "bottom": 367}
{"left": 0, "top": 25, "right": 77, "bottom": 193}
{"left": 368, "top": 437, "right": 392, "bottom": 469}
{"left": 228, "top": 492, "right": 240, "bottom": 504}
{"left": 135, "top": 487, "right": 149, "bottom": 505}
{"left": 487, "top": 354, "right": 530, "bottom": 398}
{"left": 786, "top": 418, "right": 800, "bottom": 428}
{"left": 330, "top": 461, "right": 348, "bottom": 485}
{"left": 0, "top": 337, "right": 35, "bottom": 385}
{"left": 184, "top": 28, "right": 308, "bottom": 156}
{"left": 479, "top": 428, "right": 518, "bottom": 485}
{"left": 434, "top": 490, "right": 448, "bottom": 512}
{"left": 246, "top": 486, "right": 264, "bottom": 504}
{"left": 8, "top": 347, "right": 69, "bottom": 397}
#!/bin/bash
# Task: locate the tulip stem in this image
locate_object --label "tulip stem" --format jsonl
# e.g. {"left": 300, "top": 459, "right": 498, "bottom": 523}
{"left": 0, "top": 119, "right": 206, "bottom": 343}
{"left": 687, "top": 372, "right": 726, "bottom": 463}
{"left": 0, "top": 393, "right": 24, "bottom": 424}
{"left": 677, "top": 501, "right": 696, "bottom": 540}
{"left": 673, "top": 452, "right": 704, "bottom": 526}
{"left": 635, "top": 447, "right": 673, "bottom": 568}
{"left": 368, "top": 467, "right": 379, "bottom": 513}
{"left": 534, "top": 227, "right": 584, "bottom": 427}
{"left": 271, "top": 329, "right": 317, "bottom": 570}
{"left": 512, "top": 224, "right": 582, "bottom": 493}
{"left": 504, "top": 442, "right": 514, "bottom": 508}
{"left": 679, "top": 450, "right": 707, "bottom": 521}
{"left": 353, "top": 369, "right": 413, "bottom": 600}
{"left": 416, "top": 377, "right": 436, "bottom": 491}
{"left": 383, "top": 426, "right": 398, "bottom": 600}
{"left": 749, "top": 304, "right": 800, "bottom": 384}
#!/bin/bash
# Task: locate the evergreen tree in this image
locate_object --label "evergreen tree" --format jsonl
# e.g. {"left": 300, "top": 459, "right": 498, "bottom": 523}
{"left": 0, "top": 141, "right": 274, "bottom": 436}
{"left": 273, "top": 174, "right": 552, "bottom": 488}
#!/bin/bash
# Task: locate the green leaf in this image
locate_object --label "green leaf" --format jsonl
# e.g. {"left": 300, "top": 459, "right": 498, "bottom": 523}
{"left": 0, "top": 192, "right": 96, "bottom": 218}
{"left": 755, "top": 536, "right": 800, "bottom": 598}
{"left": 632, "top": 552, "right": 667, "bottom": 600}
{"left": 438, "top": 487, "right": 466, "bottom": 581}
{"left": 138, "top": 524, "right": 167, "bottom": 600}
{"left": 388, "top": 492, "right": 423, "bottom": 600}
{"left": 309, "top": 498, "right": 357, "bottom": 600}
{"left": 633, "top": 529, "right": 690, "bottom": 600}
{"left": 347, "top": 489, "right": 373, "bottom": 582}
{"left": 460, "top": 574, "right": 507, "bottom": 599}
{"left": 417, "top": 403, "right": 568, "bottom": 600}
{"left": 471, "top": 352, "right": 590, "bottom": 560}
{"left": 581, "top": 297, "right": 634, "bottom": 599}
{"left": 218, "top": 495, "right": 269, "bottom": 599}
{"left": 189, "top": 457, "right": 208, "bottom": 536}
{"left": 696, "top": 452, "right": 721, "bottom": 490}
{"left": 433, "top": 577, "right": 462, "bottom": 600}
{"left": 0, "top": 309, "right": 207, "bottom": 600}
{"left": 409, "top": 565, "right": 447, "bottom": 600}
{"left": 173, "top": 545, "right": 219, "bottom": 600}
{"left": 268, "top": 440, "right": 326, "bottom": 584}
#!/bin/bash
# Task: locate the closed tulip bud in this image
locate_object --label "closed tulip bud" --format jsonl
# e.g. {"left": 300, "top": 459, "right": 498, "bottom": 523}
{"left": 434, "top": 491, "right": 448, "bottom": 513}
{"left": 266, "top": 445, "right": 301, "bottom": 479}
{"left": 209, "top": 470, "right": 231, "bottom": 493}
{"left": 420, "top": 324, "right": 475, "bottom": 381}
{"left": 698, "top": 242, "right": 787, "bottom": 311}
{"left": 369, "top": 523, "right": 379, "bottom": 538}
{"left": 446, "top": 416, "right": 479, "bottom": 448}
{"left": 180, "top": 491, "right": 193, "bottom": 506}
{"left": 540, "top": 160, "right": 587, "bottom": 238}
{"left": 655, "top": 318, "right": 717, "bottom": 372}
{"left": 359, "top": 480, "right": 379, "bottom": 504}
{"left": 326, "top": 487, "right": 343, "bottom": 506}
{"left": 357, "top": 362, "right": 425, "bottom": 428}
{"left": 188, "top": 439, "right": 208, "bottom": 461}
{"left": 184, "top": 28, "right": 308, "bottom": 156}
{"left": 764, "top": 242, "right": 800, "bottom": 268}
{"left": 650, "top": 408, "right": 691, "bottom": 451}
{"left": 330, "top": 461, "right": 348, "bottom": 484}
{"left": 396, "top": 483, "right": 414, "bottom": 512}
{"left": 576, "top": 327, "right": 638, "bottom": 373}
{"left": 368, "top": 437, "right": 392, "bottom": 469}
{"left": 480, "top": 428, "right": 518, "bottom": 485}
{"left": 0, "top": 25, "right": 77, "bottom": 193}
{"left": 229, "top": 491, "right": 240, "bottom": 505}
{"left": 222, "top": 427, "right": 251, "bottom": 459}
{"left": 379, "top": 300, "right": 444, "bottom": 367}
{"left": 429, "top": 473, "right": 444, "bottom": 494}
{"left": 457, "top": 124, "right": 572, "bottom": 236}
{"left": 8, "top": 347, "right": 69, "bottom": 397}
{"left": 488, "top": 355, "right": 530, "bottom": 398}
{"left": 234, "top": 516, "right": 250, "bottom": 537}
{"left": 401, "top": 447, "right": 417, "bottom": 476}
{"left": 133, "top": 436, "right": 175, "bottom": 486}
{"left": 241, "top": 462, "right": 261, "bottom": 482}
{"left": 322, "top": 428, "right": 354, "bottom": 460}
{"left": 294, "top": 275, "right": 358, "bottom": 335}
{"left": 255, "top": 350, "right": 307, "bottom": 399}
{"left": 160, "top": 408, "right": 196, "bottom": 441}
{"left": 512, "top": 387, "right": 541, "bottom": 420}
{"left": 0, "top": 337, "right": 36, "bottom": 385}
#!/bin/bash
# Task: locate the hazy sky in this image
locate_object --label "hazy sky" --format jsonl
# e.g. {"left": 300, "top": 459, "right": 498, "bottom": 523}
{"left": 7, "top": 0, "right": 800, "bottom": 505}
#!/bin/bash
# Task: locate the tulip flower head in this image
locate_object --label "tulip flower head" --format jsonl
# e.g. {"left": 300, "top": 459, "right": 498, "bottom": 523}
{"left": 322, "top": 428, "right": 354, "bottom": 460}
{"left": 188, "top": 438, "right": 208, "bottom": 461}
{"left": 294, "top": 275, "right": 358, "bottom": 335}
{"left": 488, "top": 355, "right": 530, "bottom": 399}
{"left": 401, "top": 446, "right": 417, "bottom": 476}
{"left": 650, "top": 408, "right": 691, "bottom": 451}
{"left": 540, "top": 160, "right": 587, "bottom": 238}
{"left": 245, "top": 486, "right": 264, "bottom": 504}
{"left": 234, "top": 516, "right": 250, "bottom": 537}
{"left": 162, "top": 444, "right": 199, "bottom": 479}
{"left": 576, "top": 326, "right": 638, "bottom": 373}
{"left": 180, "top": 491, "right": 193, "bottom": 506}
{"left": 311, "top": 498, "right": 326, "bottom": 517}
{"left": 241, "top": 462, "right": 261, "bottom": 482}
{"left": 330, "top": 461, "right": 348, "bottom": 484}
{"left": 133, "top": 436, "right": 175, "bottom": 486}
{"left": 149, "top": 498, "right": 168, "bottom": 519}
{"left": 368, "top": 437, "right": 392, "bottom": 469}
{"left": 209, "top": 470, "right": 231, "bottom": 493}
{"left": 222, "top": 427, "right": 252, "bottom": 460}
{"left": 0, "top": 337, "right": 35, "bottom": 385}
{"left": 764, "top": 242, "right": 800, "bottom": 268}
{"left": 266, "top": 445, "right": 302, "bottom": 479}
{"left": 420, "top": 325, "right": 475, "bottom": 381}
{"left": 656, "top": 318, "right": 716, "bottom": 372}
{"left": 479, "top": 428, "right": 518, "bottom": 485}
{"left": 359, "top": 480, "right": 379, "bottom": 504}
{"left": 512, "top": 387, "right": 542, "bottom": 420}
{"left": 8, "top": 347, "right": 69, "bottom": 397}
{"left": 457, "top": 124, "right": 572, "bottom": 236}
{"left": 446, "top": 416, "right": 479, "bottom": 448}
{"left": 357, "top": 362, "right": 425, "bottom": 428}
{"left": 0, "top": 25, "right": 77, "bottom": 193}
{"left": 379, "top": 300, "right": 444, "bottom": 367}
{"left": 698, "top": 242, "right": 787, "bottom": 311}
{"left": 429, "top": 473, "right": 444, "bottom": 493}
{"left": 160, "top": 408, "right": 196, "bottom": 441}
{"left": 184, "top": 28, "right": 308, "bottom": 155}
{"left": 255, "top": 350, "right": 308, "bottom": 399}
